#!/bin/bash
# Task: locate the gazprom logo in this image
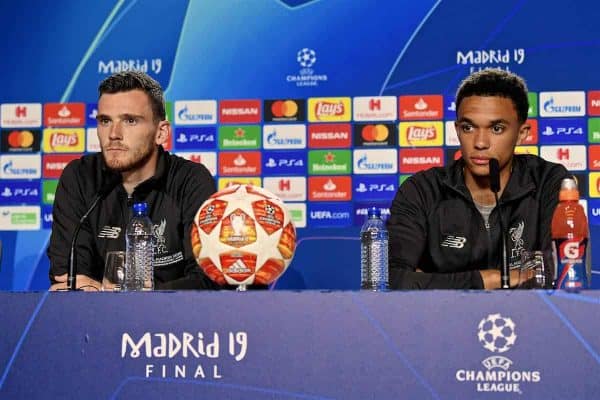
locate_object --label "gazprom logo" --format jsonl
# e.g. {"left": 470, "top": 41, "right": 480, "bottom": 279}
{"left": 263, "top": 124, "right": 306, "bottom": 149}
{"left": 353, "top": 149, "right": 397, "bottom": 174}
{"left": 174, "top": 101, "right": 217, "bottom": 125}
{"left": 0, "top": 155, "right": 41, "bottom": 179}
{"left": 539, "top": 92, "right": 585, "bottom": 117}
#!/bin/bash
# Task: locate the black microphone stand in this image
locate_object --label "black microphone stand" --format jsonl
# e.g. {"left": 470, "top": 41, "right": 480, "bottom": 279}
{"left": 67, "top": 194, "right": 104, "bottom": 291}
{"left": 67, "top": 175, "right": 121, "bottom": 291}
{"left": 489, "top": 158, "right": 509, "bottom": 289}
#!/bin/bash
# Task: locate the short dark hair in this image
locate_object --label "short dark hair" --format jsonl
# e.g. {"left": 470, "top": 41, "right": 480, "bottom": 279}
{"left": 455, "top": 69, "right": 529, "bottom": 123}
{"left": 98, "top": 71, "right": 166, "bottom": 122}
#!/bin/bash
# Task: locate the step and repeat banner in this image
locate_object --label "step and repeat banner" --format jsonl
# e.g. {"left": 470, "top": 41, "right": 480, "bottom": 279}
{"left": 1, "top": 0, "right": 600, "bottom": 290}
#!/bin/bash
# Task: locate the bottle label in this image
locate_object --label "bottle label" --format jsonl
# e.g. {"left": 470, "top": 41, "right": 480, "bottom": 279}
{"left": 554, "top": 238, "right": 588, "bottom": 289}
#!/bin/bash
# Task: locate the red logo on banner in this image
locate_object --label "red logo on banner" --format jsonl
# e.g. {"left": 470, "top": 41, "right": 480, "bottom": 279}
{"left": 278, "top": 179, "right": 291, "bottom": 192}
{"left": 369, "top": 98, "right": 381, "bottom": 111}
{"left": 308, "top": 124, "right": 351, "bottom": 148}
{"left": 15, "top": 106, "right": 27, "bottom": 118}
{"left": 43, "top": 154, "right": 82, "bottom": 178}
{"left": 589, "top": 145, "right": 600, "bottom": 170}
{"left": 399, "top": 95, "right": 443, "bottom": 120}
{"left": 308, "top": 176, "right": 352, "bottom": 201}
{"left": 399, "top": 148, "right": 444, "bottom": 173}
{"left": 588, "top": 91, "right": 600, "bottom": 116}
{"left": 521, "top": 119, "right": 538, "bottom": 144}
{"left": 218, "top": 151, "right": 261, "bottom": 176}
{"left": 557, "top": 147, "right": 570, "bottom": 160}
{"left": 44, "top": 103, "right": 85, "bottom": 127}
{"left": 219, "top": 100, "right": 261, "bottom": 123}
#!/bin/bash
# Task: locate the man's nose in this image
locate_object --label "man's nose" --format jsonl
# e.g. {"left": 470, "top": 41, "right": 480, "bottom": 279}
{"left": 108, "top": 122, "right": 122, "bottom": 139}
{"left": 473, "top": 129, "right": 490, "bottom": 149}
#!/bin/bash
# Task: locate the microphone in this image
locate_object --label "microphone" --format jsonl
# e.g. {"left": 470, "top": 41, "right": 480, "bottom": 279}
{"left": 67, "top": 174, "right": 122, "bottom": 291}
{"left": 489, "top": 158, "right": 509, "bottom": 289}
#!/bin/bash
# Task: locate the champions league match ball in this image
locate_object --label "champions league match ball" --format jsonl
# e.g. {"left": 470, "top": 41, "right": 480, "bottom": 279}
{"left": 191, "top": 184, "right": 296, "bottom": 288}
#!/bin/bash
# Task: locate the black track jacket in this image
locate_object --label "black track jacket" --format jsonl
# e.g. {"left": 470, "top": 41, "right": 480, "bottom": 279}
{"left": 48, "top": 147, "right": 218, "bottom": 289}
{"left": 387, "top": 154, "right": 569, "bottom": 289}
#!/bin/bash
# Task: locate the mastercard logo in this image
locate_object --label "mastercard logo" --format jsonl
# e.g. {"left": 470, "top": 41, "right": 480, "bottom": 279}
{"left": 361, "top": 124, "right": 389, "bottom": 142}
{"left": 271, "top": 100, "right": 298, "bottom": 118}
{"left": 8, "top": 130, "right": 35, "bottom": 148}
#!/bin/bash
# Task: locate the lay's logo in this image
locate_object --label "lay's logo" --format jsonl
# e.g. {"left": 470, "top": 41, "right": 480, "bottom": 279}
{"left": 308, "top": 98, "right": 351, "bottom": 122}
{"left": 399, "top": 122, "right": 443, "bottom": 146}
{"left": 408, "top": 126, "right": 436, "bottom": 140}
{"left": 43, "top": 128, "right": 85, "bottom": 152}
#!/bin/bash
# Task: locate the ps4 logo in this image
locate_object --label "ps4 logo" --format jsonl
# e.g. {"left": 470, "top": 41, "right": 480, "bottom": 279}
{"left": 355, "top": 183, "right": 395, "bottom": 193}
{"left": 174, "top": 128, "right": 217, "bottom": 149}
{"left": 176, "top": 133, "right": 215, "bottom": 143}
{"left": 262, "top": 151, "right": 306, "bottom": 174}
{"left": 266, "top": 158, "right": 304, "bottom": 167}
{"left": 539, "top": 119, "right": 586, "bottom": 144}
{"left": 0, "top": 183, "right": 40, "bottom": 204}
{"left": 353, "top": 176, "right": 397, "bottom": 201}
{"left": 541, "top": 126, "right": 583, "bottom": 136}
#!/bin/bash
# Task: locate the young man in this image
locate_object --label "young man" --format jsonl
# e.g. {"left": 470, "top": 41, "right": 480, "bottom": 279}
{"left": 387, "top": 69, "right": 569, "bottom": 289}
{"left": 48, "top": 71, "right": 218, "bottom": 290}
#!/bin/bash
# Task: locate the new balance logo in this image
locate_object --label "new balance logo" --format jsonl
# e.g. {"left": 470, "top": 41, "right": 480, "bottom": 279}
{"left": 98, "top": 226, "right": 121, "bottom": 239}
{"left": 441, "top": 235, "right": 466, "bottom": 249}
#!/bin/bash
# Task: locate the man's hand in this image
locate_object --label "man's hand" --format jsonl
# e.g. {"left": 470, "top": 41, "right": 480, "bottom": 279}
{"left": 49, "top": 273, "right": 101, "bottom": 291}
{"left": 480, "top": 268, "right": 535, "bottom": 289}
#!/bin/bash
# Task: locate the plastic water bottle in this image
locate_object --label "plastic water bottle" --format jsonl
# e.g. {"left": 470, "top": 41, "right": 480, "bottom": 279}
{"left": 360, "top": 207, "right": 389, "bottom": 291}
{"left": 125, "top": 202, "right": 154, "bottom": 291}
{"left": 551, "top": 177, "right": 590, "bottom": 290}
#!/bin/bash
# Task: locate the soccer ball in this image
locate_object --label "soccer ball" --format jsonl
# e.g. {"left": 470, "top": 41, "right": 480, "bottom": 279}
{"left": 297, "top": 48, "right": 317, "bottom": 68}
{"left": 191, "top": 184, "right": 296, "bottom": 286}
{"left": 477, "top": 314, "right": 517, "bottom": 353}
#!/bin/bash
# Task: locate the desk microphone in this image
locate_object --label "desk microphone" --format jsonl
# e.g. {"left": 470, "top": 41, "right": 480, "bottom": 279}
{"left": 489, "top": 158, "right": 509, "bottom": 289}
{"left": 67, "top": 175, "right": 121, "bottom": 291}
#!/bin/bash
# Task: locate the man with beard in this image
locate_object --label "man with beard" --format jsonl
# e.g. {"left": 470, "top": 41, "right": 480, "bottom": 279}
{"left": 48, "top": 71, "right": 218, "bottom": 290}
{"left": 387, "top": 69, "right": 569, "bottom": 289}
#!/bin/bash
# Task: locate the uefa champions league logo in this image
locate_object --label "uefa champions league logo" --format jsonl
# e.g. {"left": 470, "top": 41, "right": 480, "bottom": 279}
{"left": 287, "top": 48, "right": 327, "bottom": 87}
{"left": 455, "top": 313, "right": 541, "bottom": 394}
{"left": 477, "top": 313, "right": 517, "bottom": 353}
{"left": 297, "top": 48, "right": 317, "bottom": 68}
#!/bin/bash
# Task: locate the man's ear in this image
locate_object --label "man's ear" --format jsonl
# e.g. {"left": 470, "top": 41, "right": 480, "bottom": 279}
{"left": 155, "top": 120, "right": 171, "bottom": 145}
{"left": 516, "top": 122, "right": 530, "bottom": 146}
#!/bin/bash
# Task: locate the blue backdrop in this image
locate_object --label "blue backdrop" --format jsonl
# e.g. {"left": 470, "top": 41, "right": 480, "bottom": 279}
{"left": 1, "top": 0, "right": 600, "bottom": 290}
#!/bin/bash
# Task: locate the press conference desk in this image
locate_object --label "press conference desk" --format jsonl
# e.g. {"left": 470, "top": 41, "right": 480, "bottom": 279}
{"left": 1, "top": 291, "right": 598, "bottom": 399}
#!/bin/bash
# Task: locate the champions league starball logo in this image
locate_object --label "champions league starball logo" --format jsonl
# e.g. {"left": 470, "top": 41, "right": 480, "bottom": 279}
{"left": 455, "top": 313, "right": 541, "bottom": 394}
{"left": 297, "top": 48, "right": 317, "bottom": 68}
{"left": 477, "top": 313, "right": 517, "bottom": 353}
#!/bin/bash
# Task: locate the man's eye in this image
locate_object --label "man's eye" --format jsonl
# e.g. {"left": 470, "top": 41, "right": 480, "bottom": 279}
{"left": 99, "top": 118, "right": 110, "bottom": 125}
{"left": 125, "top": 118, "right": 137, "bottom": 124}
{"left": 460, "top": 124, "right": 473, "bottom": 132}
{"left": 491, "top": 125, "right": 505, "bottom": 134}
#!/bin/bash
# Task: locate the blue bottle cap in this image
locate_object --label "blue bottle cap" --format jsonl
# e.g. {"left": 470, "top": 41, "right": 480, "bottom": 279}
{"left": 367, "top": 207, "right": 380, "bottom": 218}
{"left": 133, "top": 202, "right": 148, "bottom": 215}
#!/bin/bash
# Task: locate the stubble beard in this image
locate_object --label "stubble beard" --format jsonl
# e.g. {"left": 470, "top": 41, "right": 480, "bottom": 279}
{"left": 102, "top": 142, "right": 156, "bottom": 173}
